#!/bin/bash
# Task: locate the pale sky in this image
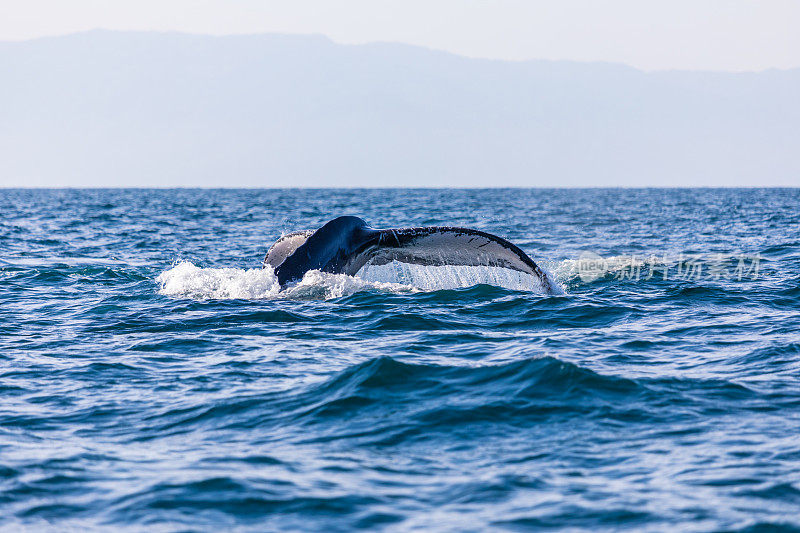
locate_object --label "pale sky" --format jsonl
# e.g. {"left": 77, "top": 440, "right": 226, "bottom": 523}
{"left": 1, "top": 0, "right": 799, "bottom": 71}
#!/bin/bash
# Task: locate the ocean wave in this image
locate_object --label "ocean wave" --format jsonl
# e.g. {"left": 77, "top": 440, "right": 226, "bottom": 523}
{"left": 5, "top": 188, "right": 800, "bottom": 531}
{"left": 129, "top": 356, "right": 773, "bottom": 449}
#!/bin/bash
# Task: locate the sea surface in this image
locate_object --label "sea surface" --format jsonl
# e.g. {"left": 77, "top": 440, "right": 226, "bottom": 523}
{"left": 2, "top": 188, "right": 799, "bottom": 532}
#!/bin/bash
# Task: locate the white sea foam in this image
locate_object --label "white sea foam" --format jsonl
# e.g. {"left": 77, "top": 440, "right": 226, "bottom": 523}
{"left": 156, "top": 261, "right": 414, "bottom": 300}
{"left": 283, "top": 269, "right": 414, "bottom": 300}
{"left": 157, "top": 258, "right": 565, "bottom": 300}
{"left": 553, "top": 255, "right": 655, "bottom": 284}
{"left": 156, "top": 262, "right": 283, "bottom": 299}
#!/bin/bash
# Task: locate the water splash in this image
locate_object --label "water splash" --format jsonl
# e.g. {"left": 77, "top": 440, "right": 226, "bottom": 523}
{"left": 156, "top": 262, "right": 281, "bottom": 299}
{"left": 156, "top": 261, "right": 412, "bottom": 300}
{"left": 357, "top": 260, "right": 559, "bottom": 293}
{"left": 156, "top": 260, "right": 563, "bottom": 300}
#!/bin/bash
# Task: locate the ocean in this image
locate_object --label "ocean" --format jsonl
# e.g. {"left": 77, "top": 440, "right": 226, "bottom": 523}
{"left": 2, "top": 188, "right": 799, "bottom": 531}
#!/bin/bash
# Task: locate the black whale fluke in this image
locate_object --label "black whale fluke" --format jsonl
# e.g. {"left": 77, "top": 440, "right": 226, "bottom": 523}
{"left": 267, "top": 216, "right": 561, "bottom": 294}
{"left": 273, "top": 216, "right": 379, "bottom": 287}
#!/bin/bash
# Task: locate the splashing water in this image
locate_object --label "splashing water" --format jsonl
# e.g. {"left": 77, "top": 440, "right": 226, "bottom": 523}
{"left": 357, "top": 260, "right": 558, "bottom": 293}
{"left": 156, "top": 261, "right": 415, "bottom": 300}
{"left": 156, "top": 262, "right": 282, "bottom": 299}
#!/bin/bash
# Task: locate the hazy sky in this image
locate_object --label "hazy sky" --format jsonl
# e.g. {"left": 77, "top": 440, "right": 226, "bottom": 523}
{"left": 2, "top": 0, "right": 798, "bottom": 71}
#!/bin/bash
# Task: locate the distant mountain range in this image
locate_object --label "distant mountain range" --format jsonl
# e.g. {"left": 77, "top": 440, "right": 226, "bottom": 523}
{"left": 1, "top": 30, "right": 798, "bottom": 187}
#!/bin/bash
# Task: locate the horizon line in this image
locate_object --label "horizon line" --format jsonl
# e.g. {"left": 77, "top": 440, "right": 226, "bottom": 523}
{"left": 2, "top": 186, "right": 798, "bottom": 191}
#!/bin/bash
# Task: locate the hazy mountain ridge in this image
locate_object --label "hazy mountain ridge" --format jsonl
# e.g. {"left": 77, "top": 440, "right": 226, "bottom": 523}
{"left": 1, "top": 30, "right": 798, "bottom": 187}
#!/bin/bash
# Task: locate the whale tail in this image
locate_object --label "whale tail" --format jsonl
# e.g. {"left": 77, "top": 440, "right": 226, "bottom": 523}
{"left": 266, "top": 216, "right": 562, "bottom": 294}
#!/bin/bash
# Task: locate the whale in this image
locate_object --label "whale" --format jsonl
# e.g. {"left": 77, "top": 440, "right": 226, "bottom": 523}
{"left": 264, "top": 216, "right": 562, "bottom": 294}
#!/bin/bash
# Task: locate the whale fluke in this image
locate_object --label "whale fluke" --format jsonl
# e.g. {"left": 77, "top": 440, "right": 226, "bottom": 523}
{"left": 264, "top": 230, "right": 316, "bottom": 270}
{"left": 265, "top": 216, "right": 561, "bottom": 294}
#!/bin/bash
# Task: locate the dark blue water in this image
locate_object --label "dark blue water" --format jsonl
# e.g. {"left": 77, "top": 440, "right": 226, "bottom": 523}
{"left": 2, "top": 188, "right": 799, "bottom": 531}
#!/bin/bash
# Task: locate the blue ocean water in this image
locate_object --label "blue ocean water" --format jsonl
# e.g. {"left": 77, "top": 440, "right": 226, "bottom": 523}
{"left": 1, "top": 188, "right": 799, "bottom": 532}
